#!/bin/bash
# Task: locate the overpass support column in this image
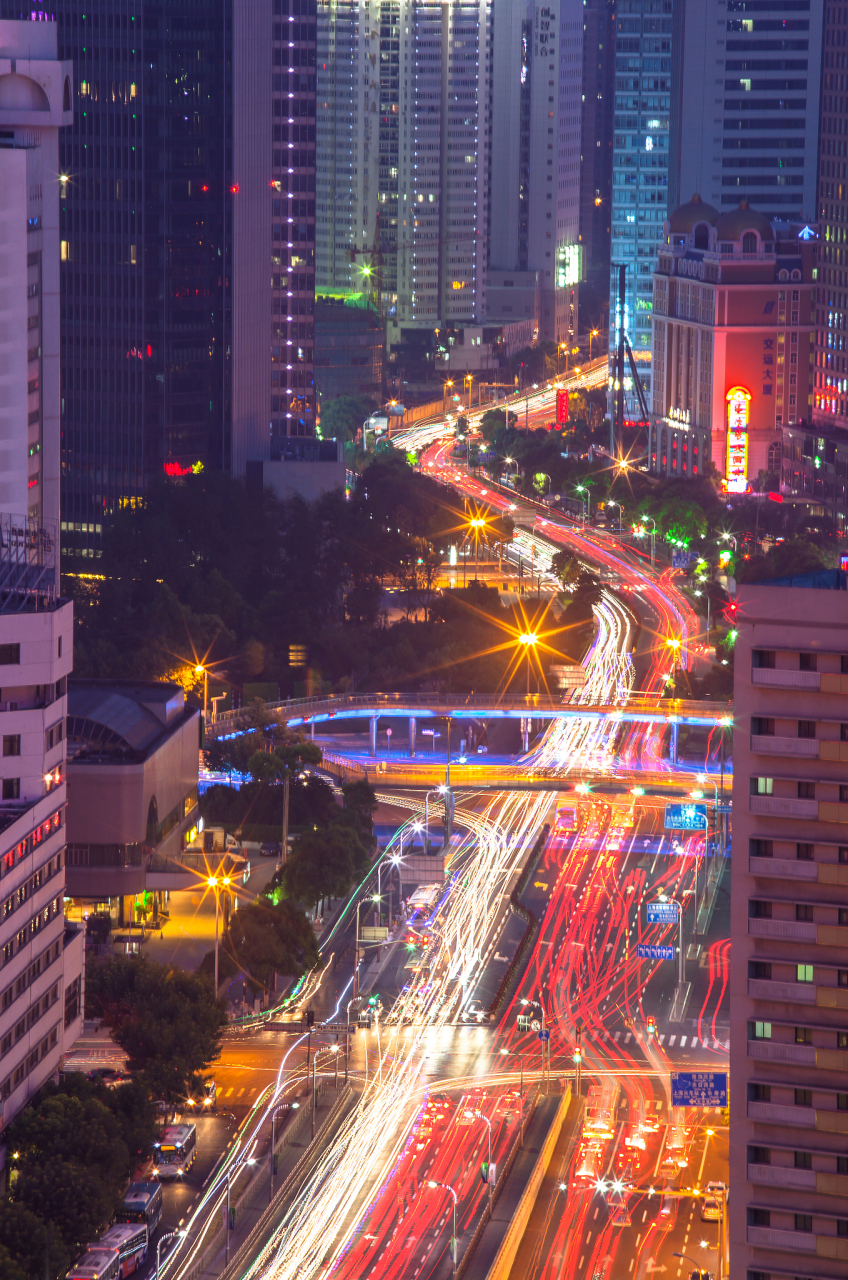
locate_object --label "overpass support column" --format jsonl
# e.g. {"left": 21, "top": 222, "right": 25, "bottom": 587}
{"left": 670, "top": 721, "right": 679, "bottom": 765}
{"left": 369, "top": 717, "right": 378, "bottom": 757}
{"left": 408, "top": 717, "right": 417, "bottom": 757}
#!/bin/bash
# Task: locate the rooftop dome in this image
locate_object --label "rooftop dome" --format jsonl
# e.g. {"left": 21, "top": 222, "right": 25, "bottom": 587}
{"left": 715, "top": 198, "right": 774, "bottom": 244}
{"left": 667, "top": 193, "right": 719, "bottom": 233}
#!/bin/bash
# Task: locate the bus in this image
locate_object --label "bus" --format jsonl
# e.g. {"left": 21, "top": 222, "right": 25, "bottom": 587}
{"left": 554, "top": 800, "right": 578, "bottom": 832}
{"left": 66, "top": 1247, "right": 121, "bottom": 1280}
{"left": 153, "top": 1123, "right": 197, "bottom": 1179}
{"left": 116, "top": 1182, "right": 163, "bottom": 1234}
{"left": 97, "top": 1225, "right": 149, "bottom": 1278}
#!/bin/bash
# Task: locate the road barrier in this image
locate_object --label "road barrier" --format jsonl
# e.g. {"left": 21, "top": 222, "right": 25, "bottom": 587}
{"left": 489, "top": 825, "right": 550, "bottom": 1018}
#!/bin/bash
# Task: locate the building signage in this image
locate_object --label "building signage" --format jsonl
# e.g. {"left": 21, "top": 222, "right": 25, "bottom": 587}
{"left": 725, "top": 386, "right": 750, "bottom": 493}
{"left": 671, "top": 1071, "right": 728, "bottom": 1108}
{"left": 636, "top": 944, "right": 675, "bottom": 960}
{"left": 556, "top": 390, "right": 569, "bottom": 426}
{"left": 667, "top": 407, "right": 691, "bottom": 425}
{"left": 556, "top": 243, "right": 581, "bottom": 290}
{"left": 664, "top": 803, "right": 708, "bottom": 831}
{"left": 647, "top": 901, "right": 679, "bottom": 924}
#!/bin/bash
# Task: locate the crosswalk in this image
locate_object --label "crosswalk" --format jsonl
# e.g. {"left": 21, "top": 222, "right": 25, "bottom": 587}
{"left": 607, "top": 1029, "right": 730, "bottom": 1051}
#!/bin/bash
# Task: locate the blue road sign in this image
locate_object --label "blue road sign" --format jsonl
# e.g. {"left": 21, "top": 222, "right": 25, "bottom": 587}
{"left": 716, "top": 803, "right": 732, "bottom": 814}
{"left": 671, "top": 1072, "right": 728, "bottom": 1108}
{"left": 672, "top": 551, "right": 698, "bottom": 568}
{"left": 664, "top": 803, "right": 708, "bottom": 831}
{"left": 646, "top": 902, "right": 679, "bottom": 924}
{"left": 636, "top": 944, "right": 675, "bottom": 960}
{"left": 538, "top": 1029, "right": 550, "bottom": 1042}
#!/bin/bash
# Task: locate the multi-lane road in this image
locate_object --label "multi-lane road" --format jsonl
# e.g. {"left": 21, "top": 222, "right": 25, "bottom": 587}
{"left": 153, "top": 393, "right": 730, "bottom": 1280}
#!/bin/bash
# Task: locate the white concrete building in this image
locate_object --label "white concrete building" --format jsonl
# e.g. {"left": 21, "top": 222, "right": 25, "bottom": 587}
{"left": 0, "top": 20, "right": 72, "bottom": 533}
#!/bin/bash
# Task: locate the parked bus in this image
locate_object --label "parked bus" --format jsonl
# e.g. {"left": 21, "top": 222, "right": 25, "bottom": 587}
{"left": 66, "top": 1247, "right": 121, "bottom": 1280}
{"left": 97, "top": 1225, "right": 148, "bottom": 1278}
{"left": 116, "top": 1183, "right": 163, "bottom": 1234}
{"left": 153, "top": 1122, "right": 197, "bottom": 1179}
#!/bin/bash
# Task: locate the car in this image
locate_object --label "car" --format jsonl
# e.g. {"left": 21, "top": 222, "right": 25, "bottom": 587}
{"left": 476, "top": 744, "right": 488, "bottom": 754}
{"left": 700, "top": 1194, "right": 721, "bottom": 1221}
{"left": 87, "top": 1067, "right": 131, "bottom": 1086}
{"left": 260, "top": 842, "right": 280, "bottom": 858}
{"left": 705, "top": 1180, "right": 727, "bottom": 1198}
{"left": 689, "top": 1272, "right": 714, "bottom": 1280}
{"left": 609, "top": 1198, "right": 631, "bottom": 1228}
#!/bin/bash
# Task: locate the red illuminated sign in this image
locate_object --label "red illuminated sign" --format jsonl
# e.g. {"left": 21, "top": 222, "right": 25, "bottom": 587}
{"left": 556, "top": 390, "right": 569, "bottom": 426}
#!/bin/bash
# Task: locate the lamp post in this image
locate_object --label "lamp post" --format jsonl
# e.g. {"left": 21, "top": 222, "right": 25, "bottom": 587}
{"left": 665, "top": 636, "right": 682, "bottom": 693}
{"left": 693, "top": 589, "right": 711, "bottom": 641}
{"left": 269, "top": 1101, "right": 294, "bottom": 1203}
{"left": 427, "top": 1181, "right": 458, "bottom": 1277}
{"left": 469, "top": 516, "right": 485, "bottom": 565}
{"left": 519, "top": 633, "right": 538, "bottom": 698}
{"left": 639, "top": 515, "right": 657, "bottom": 569}
{"left": 207, "top": 874, "right": 232, "bottom": 994}
{"left": 443, "top": 379, "right": 454, "bottom": 416}
{"left": 606, "top": 499, "right": 622, "bottom": 533}
{"left": 589, "top": 328, "right": 599, "bottom": 361}
{"left": 575, "top": 484, "right": 588, "bottom": 525}
{"left": 464, "top": 373, "right": 474, "bottom": 408}
{"left": 155, "top": 1230, "right": 185, "bottom": 1280}
{"left": 195, "top": 664, "right": 208, "bottom": 717}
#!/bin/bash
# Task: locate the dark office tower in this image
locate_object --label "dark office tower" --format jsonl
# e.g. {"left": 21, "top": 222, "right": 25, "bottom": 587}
{"left": 4, "top": 0, "right": 316, "bottom": 564}
{"left": 579, "top": 0, "right": 615, "bottom": 293}
{"left": 811, "top": 7, "right": 848, "bottom": 450}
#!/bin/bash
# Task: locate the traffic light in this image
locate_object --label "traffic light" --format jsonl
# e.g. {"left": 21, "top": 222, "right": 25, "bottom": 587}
{"left": 306, "top": 1008, "right": 315, "bottom": 1028}
{"left": 422, "top": 934, "right": 431, "bottom": 947}
{"left": 646, "top": 1016, "right": 656, "bottom": 1036}
{"left": 368, "top": 994, "right": 379, "bottom": 1007}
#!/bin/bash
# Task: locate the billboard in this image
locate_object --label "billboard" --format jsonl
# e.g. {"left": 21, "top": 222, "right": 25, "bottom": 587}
{"left": 556, "top": 390, "right": 570, "bottom": 425}
{"left": 725, "top": 386, "right": 751, "bottom": 493}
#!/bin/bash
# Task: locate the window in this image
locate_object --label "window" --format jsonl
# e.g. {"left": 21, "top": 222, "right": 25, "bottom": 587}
{"left": 749, "top": 900, "right": 772, "bottom": 919}
{"left": 2, "top": 779, "right": 20, "bottom": 801}
{"left": 752, "top": 717, "right": 775, "bottom": 736}
{"left": 838, "top": 970, "right": 848, "bottom": 986}
{"left": 749, "top": 961, "right": 772, "bottom": 979}
{"left": 2, "top": 737, "right": 20, "bottom": 758}
{"left": 742, "top": 232, "right": 757, "bottom": 254}
{"left": 839, "top": 1220, "right": 848, "bottom": 1238}
{"left": 795, "top": 1026, "right": 813, "bottom": 1044}
{"left": 798, "top": 781, "right": 815, "bottom": 800}
{"left": 748, "top": 1145, "right": 770, "bottom": 1164}
{"left": 841, "top": 724, "right": 848, "bottom": 742}
{"left": 797, "top": 904, "right": 814, "bottom": 922}
{"left": 842, "top": 655, "right": 848, "bottom": 674}
{"left": 794, "top": 1150, "right": 812, "bottom": 1169}
{"left": 797, "top": 964, "right": 813, "bottom": 983}
{"left": 749, "top": 1021, "right": 772, "bottom": 1040}
{"left": 750, "top": 839, "right": 773, "bottom": 858}
{"left": 748, "top": 1083, "right": 770, "bottom": 1102}
{"left": 800, "top": 652, "right": 817, "bottom": 671}
{"left": 796, "top": 1088, "right": 813, "bottom": 1106}
{"left": 838, "top": 1032, "right": 848, "bottom": 1049}
{"left": 841, "top": 847, "right": 848, "bottom": 865}
{"left": 798, "top": 720, "right": 816, "bottom": 739}
{"left": 841, "top": 786, "right": 848, "bottom": 803}
{"left": 752, "top": 649, "right": 775, "bottom": 668}
{"left": 838, "top": 1155, "right": 848, "bottom": 1174}
{"left": 751, "top": 777, "right": 774, "bottom": 795}
{"left": 797, "top": 843, "right": 814, "bottom": 861}
{"left": 748, "top": 1208, "right": 770, "bottom": 1227}
{"left": 57, "top": 636, "right": 62, "bottom": 659}
{"left": 0, "top": 645, "right": 19, "bottom": 666}
{"left": 795, "top": 1213, "right": 813, "bottom": 1232}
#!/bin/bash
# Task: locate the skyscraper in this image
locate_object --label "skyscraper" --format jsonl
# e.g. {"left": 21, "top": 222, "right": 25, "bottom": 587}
{"left": 670, "top": 0, "right": 823, "bottom": 225}
{"left": 579, "top": 0, "right": 615, "bottom": 295}
{"left": 2, "top": 0, "right": 317, "bottom": 564}
{"left": 608, "top": 0, "right": 674, "bottom": 412}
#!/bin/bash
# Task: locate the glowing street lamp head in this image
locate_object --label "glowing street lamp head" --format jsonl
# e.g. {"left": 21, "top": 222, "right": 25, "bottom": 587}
{"left": 195, "top": 664, "right": 205, "bottom": 676}
{"left": 665, "top": 637, "right": 681, "bottom": 651}
{"left": 519, "top": 633, "right": 537, "bottom": 647}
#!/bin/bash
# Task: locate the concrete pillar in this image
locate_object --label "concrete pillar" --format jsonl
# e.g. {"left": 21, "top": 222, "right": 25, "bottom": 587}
{"left": 670, "top": 721, "right": 679, "bottom": 765}
{"left": 369, "top": 717, "right": 378, "bottom": 756}
{"left": 408, "top": 717, "right": 417, "bottom": 757}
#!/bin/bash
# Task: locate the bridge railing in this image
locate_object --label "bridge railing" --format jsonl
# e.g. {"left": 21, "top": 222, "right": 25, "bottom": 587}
{"left": 207, "top": 691, "right": 732, "bottom": 737}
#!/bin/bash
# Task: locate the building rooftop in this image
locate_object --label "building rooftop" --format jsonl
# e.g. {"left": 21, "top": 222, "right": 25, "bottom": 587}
{"left": 66, "top": 681, "right": 195, "bottom": 763}
{"left": 742, "top": 568, "right": 847, "bottom": 591}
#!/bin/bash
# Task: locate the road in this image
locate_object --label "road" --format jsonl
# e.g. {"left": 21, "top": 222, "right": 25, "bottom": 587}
{"left": 153, "top": 389, "right": 730, "bottom": 1280}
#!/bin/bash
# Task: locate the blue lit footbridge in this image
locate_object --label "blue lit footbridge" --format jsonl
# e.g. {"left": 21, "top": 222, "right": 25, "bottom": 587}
{"left": 205, "top": 690, "right": 732, "bottom": 779}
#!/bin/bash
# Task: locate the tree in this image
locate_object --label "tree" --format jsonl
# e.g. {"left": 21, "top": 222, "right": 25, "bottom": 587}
{"left": 212, "top": 899, "right": 320, "bottom": 995}
{"left": 280, "top": 823, "right": 372, "bottom": 912}
{"left": 342, "top": 779, "right": 378, "bottom": 832}
{"left": 12, "top": 1162, "right": 114, "bottom": 1261}
{"left": 319, "top": 395, "right": 377, "bottom": 443}
{"left": 550, "top": 549, "right": 580, "bottom": 587}
{"left": 0, "top": 1200, "right": 68, "bottom": 1280}
{"left": 85, "top": 957, "right": 227, "bottom": 1103}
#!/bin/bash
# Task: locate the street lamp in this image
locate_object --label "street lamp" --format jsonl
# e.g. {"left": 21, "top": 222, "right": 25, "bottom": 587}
{"left": 589, "top": 328, "right": 599, "bottom": 361}
{"left": 155, "top": 1230, "right": 186, "bottom": 1280}
{"left": 606, "top": 499, "right": 622, "bottom": 533}
{"left": 665, "top": 637, "right": 682, "bottom": 690}
{"left": 638, "top": 515, "right": 657, "bottom": 569}
{"left": 195, "top": 664, "right": 208, "bottom": 716}
{"left": 575, "top": 484, "right": 589, "bottom": 525}
{"left": 207, "top": 874, "right": 232, "bottom": 993}
{"left": 469, "top": 516, "right": 486, "bottom": 564}
{"left": 464, "top": 373, "right": 474, "bottom": 407}
{"left": 519, "top": 633, "right": 537, "bottom": 698}
{"left": 427, "top": 1180, "right": 458, "bottom": 1276}
{"left": 443, "top": 379, "right": 454, "bottom": 416}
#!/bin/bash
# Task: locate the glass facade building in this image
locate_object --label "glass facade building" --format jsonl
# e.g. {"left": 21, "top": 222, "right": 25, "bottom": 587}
{"left": 608, "top": 0, "right": 673, "bottom": 412}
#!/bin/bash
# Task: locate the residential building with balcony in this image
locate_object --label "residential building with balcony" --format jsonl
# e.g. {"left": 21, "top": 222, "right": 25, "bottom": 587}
{"left": 730, "top": 570, "right": 848, "bottom": 1280}
{"left": 64, "top": 682, "right": 201, "bottom": 931}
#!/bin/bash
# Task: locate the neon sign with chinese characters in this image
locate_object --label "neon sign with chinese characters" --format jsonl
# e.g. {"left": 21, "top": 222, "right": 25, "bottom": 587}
{"left": 725, "top": 385, "right": 750, "bottom": 493}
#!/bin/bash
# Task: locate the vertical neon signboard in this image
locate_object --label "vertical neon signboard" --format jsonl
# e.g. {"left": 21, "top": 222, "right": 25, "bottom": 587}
{"left": 726, "top": 386, "right": 751, "bottom": 493}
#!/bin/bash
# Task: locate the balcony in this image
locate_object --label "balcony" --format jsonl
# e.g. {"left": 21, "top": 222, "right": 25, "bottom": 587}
{"left": 747, "top": 1163, "right": 816, "bottom": 1190}
{"left": 748, "top": 918, "right": 817, "bottom": 942}
{"left": 748, "top": 856, "right": 818, "bottom": 881}
{"left": 751, "top": 734, "right": 820, "bottom": 759}
{"left": 747, "top": 978, "right": 816, "bottom": 1003}
{"left": 747, "top": 1040, "right": 816, "bottom": 1065}
{"left": 751, "top": 668, "right": 821, "bottom": 691}
{"left": 746, "top": 1226, "right": 816, "bottom": 1253}
{"left": 747, "top": 1100, "right": 811, "bottom": 1127}
{"left": 749, "top": 796, "right": 819, "bottom": 819}
{"left": 819, "top": 741, "right": 848, "bottom": 764}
